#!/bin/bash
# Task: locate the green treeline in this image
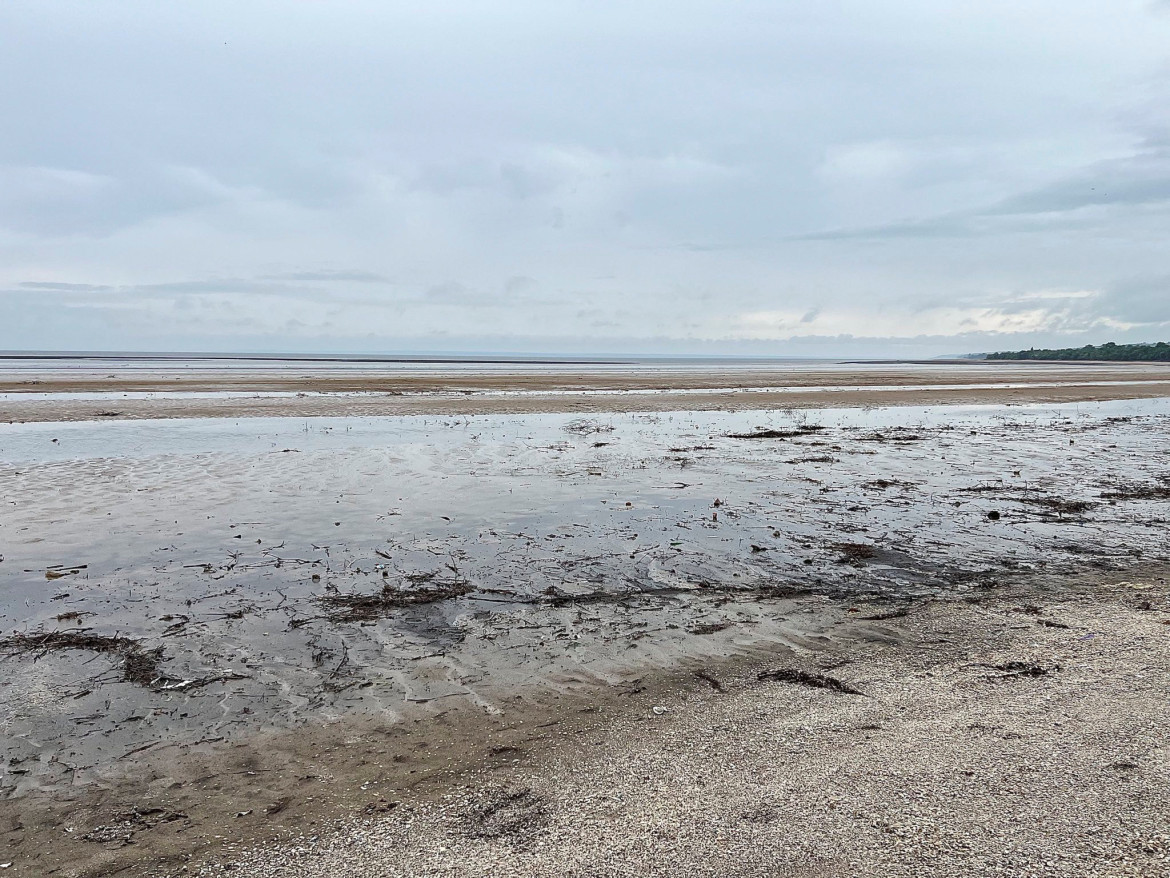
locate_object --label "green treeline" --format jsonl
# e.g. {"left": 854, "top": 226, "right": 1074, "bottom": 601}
{"left": 987, "top": 342, "right": 1170, "bottom": 361}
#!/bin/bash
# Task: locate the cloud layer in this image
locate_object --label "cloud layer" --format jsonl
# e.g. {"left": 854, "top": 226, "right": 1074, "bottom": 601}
{"left": 2, "top": 1, "right": 1169, "bottom": 356}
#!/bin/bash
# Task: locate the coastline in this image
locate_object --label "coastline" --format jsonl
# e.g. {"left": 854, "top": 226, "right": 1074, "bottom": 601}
{"left": 4, "top": 362, "right": 1170, "bottom": 423}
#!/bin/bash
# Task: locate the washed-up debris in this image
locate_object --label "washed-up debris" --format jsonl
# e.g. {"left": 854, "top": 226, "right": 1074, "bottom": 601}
{"left": 563, "top": 419, "right": 615, "bottom": 436}
{"left": 688, "top": 621, "right": 731, "bottom": 635}
{"left": 362, "top": 798, "right": 399, "bottom": 815}
{"left": 757, "top": 668, "right": 865, "bottom": 695}
{"left": 695, "top": 670, "right": 726, "bottom": 692}
{"left": 157, "top": 671, "right": 250, "bottom": 691}
{"left": 82, "top": 807, "right": 187, "bottom": 846}
{"left": 462, "top": 786, "right": 549, "bottom": 839}
{"left": 0, "top": 631, "right": 165, "bottom": 688}
{"left": 317, "top": 579, "right": 473, "bottom": 623}
{"left": 0, "top": 630, "right": 246, "bottom": 692}
{"left": 44, "top": 563, "right": 86, "bottom": 580}
{"left": 1098, "top": 478, "right": 1170, "bottom": 501}
{"left": 836, "top": 542, "right": 878, "bottom": 563}
{"left": 858, "top": 430, "right": 927, "bottom": 443}
{"left": 540, "top": 585, "right": 627, "bottom": 607}
{"left": 958, "top": 486, "right": 1097, "bottom": 519}
{"left": 858, "top": 605, "right": 911, "bottom": 621}
{"left": 864, "top": 479, "right": 916, "bottom": 490}
{"left": 727, "top": 425, "right": 825, "bottom": 439}
{"left": 985, "top": 661, "right": 1060, "bottom": 680}
{"left": 1017, "top": 497, "right": 1096, "bottom": 517}
{"left": 749, "top": 583, "right": 812, "bottom": 600}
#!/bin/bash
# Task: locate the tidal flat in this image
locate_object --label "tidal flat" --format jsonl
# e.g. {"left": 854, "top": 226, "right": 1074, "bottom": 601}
{"left": 1, "top": 388, "right": 1168, "bottom": 876}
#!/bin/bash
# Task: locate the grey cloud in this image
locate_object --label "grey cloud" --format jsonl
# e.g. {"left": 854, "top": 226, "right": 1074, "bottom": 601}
{"left": 0, "top": 163, "right": 237, "bottom": 237}
{"left": 987, "top": 148, "right": 1170, "bottom": 217}
{"left": 793, "top": 142, "right": 1170, "bottom": 243}
{"left": 129, "top": 280, "right": 288, "bottom": 296}
{"left": 1094, "top": 277, "right": 1170, "bottom": 325}
{"left": 790, "top": 215, "right": 974, "bottom": 242}
{"left": 19, "top": 282, "right": 112, "bottom": 292}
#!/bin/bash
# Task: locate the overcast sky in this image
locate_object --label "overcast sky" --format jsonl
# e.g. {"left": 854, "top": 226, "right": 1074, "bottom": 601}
{"left": 2, "top": 1, "right": 1169, "bottom": 357}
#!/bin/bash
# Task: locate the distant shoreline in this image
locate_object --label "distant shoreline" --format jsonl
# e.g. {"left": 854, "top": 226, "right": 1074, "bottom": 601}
{"left": 0, "top": 351, "right": 630, "bottom": 365}
{"left": 0, "top": 351, "right": 999, "bottom": 366}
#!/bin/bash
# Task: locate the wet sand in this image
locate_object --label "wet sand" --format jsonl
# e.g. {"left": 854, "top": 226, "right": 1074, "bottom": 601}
{"left": 1, "top": 377, "right": 1169, "bottom": 875}
{"left": 4, "top": 361, "right": 1170, "bottom": 422}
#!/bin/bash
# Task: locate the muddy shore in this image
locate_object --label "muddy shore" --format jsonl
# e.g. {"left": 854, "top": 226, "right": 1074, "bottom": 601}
{"left": 2, "top": 382, "right": 1169, "bottom": 876}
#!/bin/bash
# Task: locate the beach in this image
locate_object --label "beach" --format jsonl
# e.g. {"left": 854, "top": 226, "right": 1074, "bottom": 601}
{"left": 1, "top": 360, "right": 1168, "bottom": 876}
{"left": 201, "top": 573, "right": 1170, "bottom": 878}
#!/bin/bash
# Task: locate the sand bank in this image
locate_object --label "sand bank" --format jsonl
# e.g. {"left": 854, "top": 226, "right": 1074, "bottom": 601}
{"left": 4, "top": 362, "right": 1170, "bottom": 422}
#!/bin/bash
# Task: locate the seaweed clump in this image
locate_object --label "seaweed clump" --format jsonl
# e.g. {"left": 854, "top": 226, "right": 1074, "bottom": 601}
{"left": 1098, "top": 478, "right": 1170, "bottom": 501}
{"left": 727, "top": 425, "right": 825, "bottom": 440}
{"left": 835, "top": 542, "right": 878, "bottom": 563}
{"left": 0, "top": 631, "right": 164, "bottom": 688}
{"left": 318, "top": 577, "right": 473, "bottom": 623}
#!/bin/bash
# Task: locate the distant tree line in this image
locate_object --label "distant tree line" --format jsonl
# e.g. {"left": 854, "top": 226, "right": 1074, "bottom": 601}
{"left": 987, "top": 342, "right": 1170, "bottom": 361}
